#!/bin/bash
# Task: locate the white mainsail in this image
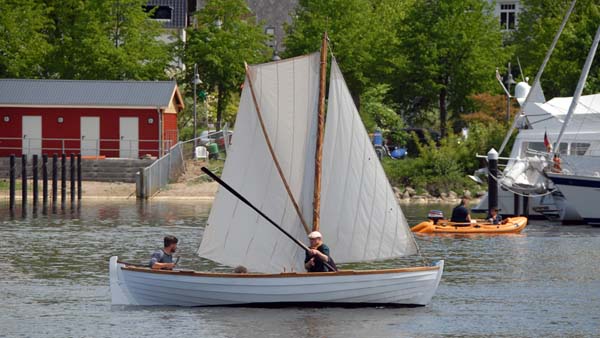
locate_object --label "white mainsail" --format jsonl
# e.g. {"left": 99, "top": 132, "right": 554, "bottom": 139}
{"left": 198, "top": 53, "right": 320, "bottom": 273}
{"left": 319, "top": 59, "right": 418, "bottom": 263}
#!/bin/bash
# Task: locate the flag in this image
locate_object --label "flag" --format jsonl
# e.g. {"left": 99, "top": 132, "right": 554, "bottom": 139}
{"left": 544, "top": 131, "right": 552, "bottom": 152}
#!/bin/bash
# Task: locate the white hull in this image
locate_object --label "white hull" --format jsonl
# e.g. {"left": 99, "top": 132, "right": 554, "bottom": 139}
{"left": 473, "top": 188, "right": 582, "bottom": 222}
{"left": 109, "top": 256, "right": 444, "bottom": 307}
{"left": 547, "top": 173, "right": 600, "bottom": 225}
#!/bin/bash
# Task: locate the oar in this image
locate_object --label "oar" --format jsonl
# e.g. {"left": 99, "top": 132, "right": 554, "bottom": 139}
{"left": 201, "top": 166, "right": 337, "bottom": 272}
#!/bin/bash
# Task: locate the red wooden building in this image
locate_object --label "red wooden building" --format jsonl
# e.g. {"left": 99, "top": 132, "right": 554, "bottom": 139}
{"left": 0, "top": 79, "right": 183, "bottom": 158}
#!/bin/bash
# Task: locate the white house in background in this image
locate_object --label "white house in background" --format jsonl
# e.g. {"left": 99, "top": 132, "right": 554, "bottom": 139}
{"left": 145, "top": 0, "right": 188, "bottom": 73}
{"left": 488, "top": 0, "right": 523, "bottom": 31}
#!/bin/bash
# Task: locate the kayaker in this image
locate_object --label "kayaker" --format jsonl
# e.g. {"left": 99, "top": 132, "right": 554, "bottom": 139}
{"left": 149, "top": 235, "right": 178, "bottom": 270}
{"left": 487, "top": 208, "right": 502, "bottom": 225}
{"left": 450, "top": 197, "right": 471, "bottom": 223}
{"left": 304, "top": 231, "right": 336, "bottom": 272}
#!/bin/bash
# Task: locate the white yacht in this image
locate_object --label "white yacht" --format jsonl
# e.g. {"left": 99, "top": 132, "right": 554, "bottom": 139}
{"left": 473, "top": 92, "right": 600, "bottom": 222}
{"left": 474, "top": 21, "right": 600, "bottom": 224}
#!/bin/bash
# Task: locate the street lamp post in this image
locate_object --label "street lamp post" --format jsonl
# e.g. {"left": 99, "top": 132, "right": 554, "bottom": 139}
{"left": 192, "top": 64, "right": 202, "bottom": 148}
{"left": 272, "top": 42, "right": 281, "bottom": 61}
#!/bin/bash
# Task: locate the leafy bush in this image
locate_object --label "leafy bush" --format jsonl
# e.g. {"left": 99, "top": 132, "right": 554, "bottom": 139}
{"left": 383, "top": 122, "right": 509, "bottom": 195}
{"left": 360, "top": 84, "right": 408, "bottom": 146}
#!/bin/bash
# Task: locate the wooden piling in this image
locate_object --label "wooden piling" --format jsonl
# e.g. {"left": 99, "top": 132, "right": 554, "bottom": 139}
{"left": 42, "top": 155, "right": 48, "bottom": 206}
{"left": 70, "top": 153, "right": 75, "bottom": 203}
{"left": 77, "top": 154, "right": 82, "bottom": 200}
{"left": 32, "top": 155, "right": 39, "bottom": 209}
{"left": 61, "top": 153, "right": 66, "bottom": 208}
{"left": 487, "top": 149, "right": 498, "bottom": 212}
{"left": 52, "top": 154, "right": 58, "bottom": 205}
{"left": 21, "top": 155, "right": 27, "bottom": 211}
{"left": 9, "top": 155, "right": 15, "bottom": 211}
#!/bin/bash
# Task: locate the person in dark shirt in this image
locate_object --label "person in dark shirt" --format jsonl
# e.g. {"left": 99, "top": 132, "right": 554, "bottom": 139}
{"left": 487, "top": 208, "right": 503, "bottom": 225}
{"left": 149, "top": 235, "right": 178, "bottom": 270}
{"left": 304, "top": 231, "right": 336, "bottom": 272}
{"left": 451, "top": 197, "right": 471, "bottom": 223}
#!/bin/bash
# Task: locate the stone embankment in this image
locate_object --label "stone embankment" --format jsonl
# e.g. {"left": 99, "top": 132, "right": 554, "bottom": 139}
{"left": 393, "top": 186, "right": 485, "bottom": 204}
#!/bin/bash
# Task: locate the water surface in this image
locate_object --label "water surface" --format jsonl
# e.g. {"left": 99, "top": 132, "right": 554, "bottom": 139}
{"left": 1, "top": 201, "right": 599, "bottom": 337}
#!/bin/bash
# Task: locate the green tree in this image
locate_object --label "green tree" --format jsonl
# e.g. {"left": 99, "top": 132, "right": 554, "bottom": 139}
{"left": 0, "top": 0, "right": 51, "bottom": 77}
{"left": 42, "top": 0, "right": 172, "bottom": 80}
{"left": 186, "top": 0, "right": 269, "bottom": 129}
{"left": 396, "top": 0, "right": 506, "bottom": 138}
{"left": 511, "top": 0, "right": 600, "bottom": 98}
{"left": 284, "top": 0, "right": 408, "bottom": 99}
{"left": 360, "top": 84, "right": 408, "bottom": 145}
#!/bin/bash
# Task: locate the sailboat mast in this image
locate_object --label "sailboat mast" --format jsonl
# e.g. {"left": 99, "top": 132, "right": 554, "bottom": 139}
{"left": 498, "top": 0, "right": 577, "bottom": 155}
{"left": 312, "top": 32, "right": 328, "bottom": 232}
{"left": 553, "top": 25, "right": 600, "bottom": 152}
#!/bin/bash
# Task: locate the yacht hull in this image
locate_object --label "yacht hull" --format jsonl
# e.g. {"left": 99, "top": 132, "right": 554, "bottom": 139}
{"left": 547, "top": 173, "right": 600, "bottom": 225}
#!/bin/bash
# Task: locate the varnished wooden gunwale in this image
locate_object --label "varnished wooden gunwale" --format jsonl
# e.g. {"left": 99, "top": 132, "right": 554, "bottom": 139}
{"left": 119, "top": 263, "right": 440, "bottom": 278}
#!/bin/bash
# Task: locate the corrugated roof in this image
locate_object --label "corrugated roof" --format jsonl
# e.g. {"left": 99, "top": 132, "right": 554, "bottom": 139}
{"left": 0, "top": 79, "right": 179, "bottom": 108}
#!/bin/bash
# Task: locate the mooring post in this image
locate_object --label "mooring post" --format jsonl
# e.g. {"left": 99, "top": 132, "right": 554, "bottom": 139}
{"left": 77, "top": 153, "right": 82, "bottom": 200}
{"left": 52, "top": 154, "right": 58, "bottom": 205}
{"left": 21, "top": 154, "right": 27, "bottom": 211}
{"left": 513, "top": 194, "right": 520, "bottom": 216}
{"left": 9, "top": 154, "right": 16, "bottom": 211}
{"left": 137, "top": 167, "right": 145, "bottom": 199}
{"left": 523, "top": 196, "right": 530, "bottom": 217}
{"left": 61, "top": 153, "right": 66, "bottom": 208}
{"left": 487, "top": 148, "right": 499, "bottom": 214}
{"left": 32, "top": 154, "right": 39, "bottom": 209}
{"left": 42, "top": 155, "right": 48, "bottom": 207}
{"left": 70, "top": 153, "right": 75, "bottom": 203}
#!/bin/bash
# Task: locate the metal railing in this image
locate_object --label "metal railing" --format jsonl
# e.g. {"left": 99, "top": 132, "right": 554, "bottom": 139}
{"left": 0, "top": 136, "right": 175, "bottom": 158}
{"left": 138, "top": 142, "right": 185, "bottom": 198}
{"left": 179, "top": 124, "right": 232, "bottom": 160}
{"left": 136, "top": 125, "right": 232, "bottom": 199}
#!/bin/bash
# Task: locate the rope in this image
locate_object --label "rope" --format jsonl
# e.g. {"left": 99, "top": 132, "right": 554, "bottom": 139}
{"left": 487, "top": 167, "right": 556, "bottom": 198}
{"left": 243, "top": 63, "right": 311, "bottom": 235}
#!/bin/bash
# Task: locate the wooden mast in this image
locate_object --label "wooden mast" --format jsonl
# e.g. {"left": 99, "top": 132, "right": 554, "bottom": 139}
{"left": 312, "top": 32, "right": 328, "bottom": 232}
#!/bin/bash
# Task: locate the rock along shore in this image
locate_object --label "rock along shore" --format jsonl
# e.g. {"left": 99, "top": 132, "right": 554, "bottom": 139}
{"left": 1, "top": 179, "right": 483, "bottom": 204}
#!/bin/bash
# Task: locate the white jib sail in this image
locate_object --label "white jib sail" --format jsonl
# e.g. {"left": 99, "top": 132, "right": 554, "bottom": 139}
{"left": 319, "top": 59, "right": 417, "bottom": 263}
{"left": 198, "top": 53, "right": 320, "bottom": 273}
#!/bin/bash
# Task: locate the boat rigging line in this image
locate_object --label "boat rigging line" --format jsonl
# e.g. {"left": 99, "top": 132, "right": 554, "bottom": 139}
{"left": 498, "top": 0, "right": 577, "bottom": 155}
{"left": 243, "top": 62, "right": 311, "bottom": 235}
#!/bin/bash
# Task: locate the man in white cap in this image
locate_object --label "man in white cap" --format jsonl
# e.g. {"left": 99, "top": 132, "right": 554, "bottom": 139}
{"left": 304, "top": 231, "right": 336, "bottom": 272}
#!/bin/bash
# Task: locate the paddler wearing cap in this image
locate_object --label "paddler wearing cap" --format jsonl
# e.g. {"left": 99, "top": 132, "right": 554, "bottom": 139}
{"left": 304, "top": 231, "right": 336, "bottom": 272}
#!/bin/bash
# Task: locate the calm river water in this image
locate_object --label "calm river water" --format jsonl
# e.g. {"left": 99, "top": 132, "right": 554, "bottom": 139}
{"left": 0, "top": 200, "right": 599, "bottom": 337}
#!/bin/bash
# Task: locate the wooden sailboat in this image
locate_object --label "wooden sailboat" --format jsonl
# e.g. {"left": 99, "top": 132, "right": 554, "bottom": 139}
{"left": 109, "top": 35, "right": 444, "bottom": 307}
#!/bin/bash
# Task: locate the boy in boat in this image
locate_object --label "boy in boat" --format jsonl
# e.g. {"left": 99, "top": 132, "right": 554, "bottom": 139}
{"left": 486, "top": 208, "right": 503, "bottom": 225}
{"left": 305, "top": 231, "right": 336, "bottom": 272}
{"left": 149, "top": 235, "right": 178, "bottom": 270}
{"left": 450, "top": 197, "right": 471, "bottom": 223}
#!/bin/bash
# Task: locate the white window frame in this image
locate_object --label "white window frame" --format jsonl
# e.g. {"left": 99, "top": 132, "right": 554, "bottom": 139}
{"left": 499, "top": 2, "right": 517, "bottom": 31}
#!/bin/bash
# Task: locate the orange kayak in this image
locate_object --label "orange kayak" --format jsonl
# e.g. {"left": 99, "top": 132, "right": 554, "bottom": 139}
{"left": 411, "top": 216, "right": 528, "bottom": 234}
